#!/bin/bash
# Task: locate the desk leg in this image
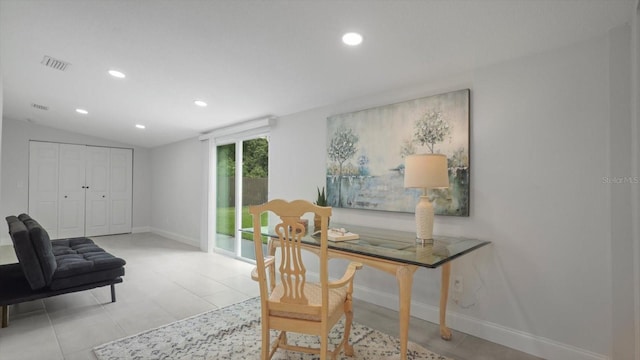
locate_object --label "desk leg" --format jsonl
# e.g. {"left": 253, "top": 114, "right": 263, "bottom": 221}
{"left": 396, "top": 266, "right": 415, "bottom": 360}
{"left": 439, "top": 262, "right": 452, "bottom": 340}
{"left": 1, "top": 305, "right": 7, "bottom": 328}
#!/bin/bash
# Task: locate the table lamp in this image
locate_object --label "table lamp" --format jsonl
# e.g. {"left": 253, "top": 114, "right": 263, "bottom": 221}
{"left": 404, "top": 154, "right": 450, "bottom": 244}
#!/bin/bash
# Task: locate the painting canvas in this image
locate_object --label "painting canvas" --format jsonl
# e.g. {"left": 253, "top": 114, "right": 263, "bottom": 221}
{"left": 326, "top": 89, "right": 470, "bottom": 216}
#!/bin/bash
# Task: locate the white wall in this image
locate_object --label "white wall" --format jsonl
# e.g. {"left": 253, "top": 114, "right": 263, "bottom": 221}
{"left": 633, "top": 3, "right": 640, "bottom": 359}
{"left": 268, "top": 28, "right": 628, "bottom": 360}
{"left": 0, "top": 118, "right": 152, "bottom": 244}
{"left": 608, "top": 23, "right": 636, "bottom": 360}
{"left": 149, "top": 136, "right": 202, "bottom": 247}
{"left": 0, "top": 71, "right": 3, "bottom": 197}
{"left": 145, "top": 24, "right": 635, "bottom": 360}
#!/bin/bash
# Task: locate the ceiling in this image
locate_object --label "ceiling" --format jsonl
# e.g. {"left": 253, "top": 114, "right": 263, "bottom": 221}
{"left": 0, "top": 0, "right": 635, "bottom": 148}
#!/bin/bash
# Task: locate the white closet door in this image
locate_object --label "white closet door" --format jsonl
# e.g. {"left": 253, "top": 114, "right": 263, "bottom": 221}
{"left": 57, "top": 144, "right": 86, "bottom": 238}
{"left": 85, "top": 146, "right": 110, "bottom": 236}
{"left": 28, "top": 141, "right": 60, "bottom": 238}
{"left": 109, "top": 148, "right": 133, "bottom": 234}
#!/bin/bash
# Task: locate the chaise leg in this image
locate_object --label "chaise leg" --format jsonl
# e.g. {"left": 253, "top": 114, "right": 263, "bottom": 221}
{"left": 110, "top": 284, "right": 116, "bottom": 303}
{"left": 1, "top": 305, "right": 8, "bottom": 328}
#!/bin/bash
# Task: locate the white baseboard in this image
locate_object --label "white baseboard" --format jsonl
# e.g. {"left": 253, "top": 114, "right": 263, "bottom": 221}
{"left": 132, "top": 226, "right": 151, "bottom": 233}
{"left": 353, "top": 284, "right": 609, "bottom": 360}
{"left": 149, "top": 227, "right": 199, "bottom": 248}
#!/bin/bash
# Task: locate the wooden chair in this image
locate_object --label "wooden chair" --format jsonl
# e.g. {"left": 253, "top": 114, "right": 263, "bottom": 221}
{"left": 250, "top": 199, "right": 362, "bottom": 359}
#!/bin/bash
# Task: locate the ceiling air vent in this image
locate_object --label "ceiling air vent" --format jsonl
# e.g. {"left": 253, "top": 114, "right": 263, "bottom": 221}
{"left": 41, "top": 55, "right": 71, "bottom": 71}
{"left": 31, "top": 103, "right": 49, "bottom": 111}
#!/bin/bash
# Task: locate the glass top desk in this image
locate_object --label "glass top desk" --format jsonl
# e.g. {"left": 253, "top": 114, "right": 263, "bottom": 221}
{"left": 242, "top": 223, "right": 490, "bottom": 360}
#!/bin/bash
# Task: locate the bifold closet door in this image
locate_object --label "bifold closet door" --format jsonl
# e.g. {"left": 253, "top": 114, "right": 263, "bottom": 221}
{"left": 108, "top": 148, "right": 133, "bottom": 234}
{"left": 57, "top": 144, "right": 86, "bottom": 238}
{"left": 30, "top": 141, "right": 87, "bottom": 238}
{"left": 86, "top": 147, "right": 132, "bottom": 235}
{"left": 29, "top": 141, "right": 133, "bottom": 238}
{"left": 28, "top": 141, "right": 60, "bottom": 238}
{"left": 85, "top": 146, "right": 110, "bottom": 236}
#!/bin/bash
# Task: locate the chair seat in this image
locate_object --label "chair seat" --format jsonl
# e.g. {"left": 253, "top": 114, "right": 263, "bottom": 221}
{"left": 269, "top": 283, "right": 348, "bottom": 321}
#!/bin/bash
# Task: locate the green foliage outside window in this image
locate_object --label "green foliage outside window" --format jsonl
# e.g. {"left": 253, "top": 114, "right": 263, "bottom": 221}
{"left": 216, "top": 137, "right": 268, "bottom": 179}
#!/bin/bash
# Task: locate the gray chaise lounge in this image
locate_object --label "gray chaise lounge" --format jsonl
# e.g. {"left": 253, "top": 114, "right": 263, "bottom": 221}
{"left": 0, "top": 214, "right": 125, "bottom": 327}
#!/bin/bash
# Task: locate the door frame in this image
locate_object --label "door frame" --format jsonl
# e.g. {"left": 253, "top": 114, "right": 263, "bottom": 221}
{"left": 200, "top": 117, "right": 273, "bottom": 258}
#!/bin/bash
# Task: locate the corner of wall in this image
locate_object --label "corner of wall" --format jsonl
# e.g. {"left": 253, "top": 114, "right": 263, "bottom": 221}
{"left": 149, "top": 227, "right": 200, "bottom": 249}
{"left": 0, "top": 61, "right": 4, "bottom": 198}
{"left": 608, "top": 19, "right": 637, "bottom": 360}
{"left": 633, "top": 3, "right": 640, "bottom": 359}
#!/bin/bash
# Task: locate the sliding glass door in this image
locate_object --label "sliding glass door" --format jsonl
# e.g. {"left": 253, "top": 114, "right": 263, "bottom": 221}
{"left": 215, "top": 143, "right": 236, "bottom": 253}
{"left": 215, "top": 136, "right": 268, "bottom": 261}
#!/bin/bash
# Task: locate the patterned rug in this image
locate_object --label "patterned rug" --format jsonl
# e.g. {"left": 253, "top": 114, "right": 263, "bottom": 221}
{"left": 94, "top": 297, "right": 450, "bottom": 360}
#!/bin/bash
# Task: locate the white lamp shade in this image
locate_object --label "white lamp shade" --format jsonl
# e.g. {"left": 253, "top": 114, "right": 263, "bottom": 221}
{"left": 404, "top": 154, "right": 449, "bottom": 189}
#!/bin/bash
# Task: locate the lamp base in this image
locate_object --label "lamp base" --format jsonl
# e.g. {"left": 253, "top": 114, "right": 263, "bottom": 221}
{"left": 415, "top": 195, "right": 435, "bottom": 244}
{"left": 415, "top": 237, "right": 434, "bottom": 245}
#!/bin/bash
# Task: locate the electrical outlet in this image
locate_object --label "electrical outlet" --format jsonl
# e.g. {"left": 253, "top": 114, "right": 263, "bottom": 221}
{"left": 453, "top": 275, "right": 463, "bottom": 293}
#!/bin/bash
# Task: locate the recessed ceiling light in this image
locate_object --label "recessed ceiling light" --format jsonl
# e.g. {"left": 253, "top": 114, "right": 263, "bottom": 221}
{"left": 342, "top": 32, "right": 363, "bottom": 46}
{"left": 194, "top": 100, "right": 207, "bottom": 107}
{"left": 108, "top": 70, "right": 126, "bottom": 78}
{"left": 135, "top": 124, "right": 146, "bottom": 129}
{"left": 76, "top": 108, "right": 88, "bottom": 115}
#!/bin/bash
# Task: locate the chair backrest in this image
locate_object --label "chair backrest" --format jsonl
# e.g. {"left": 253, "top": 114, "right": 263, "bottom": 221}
{"left": 250, "top": 199, "right": 331, "bottom": 316}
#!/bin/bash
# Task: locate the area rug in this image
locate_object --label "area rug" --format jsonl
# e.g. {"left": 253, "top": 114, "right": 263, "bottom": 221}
{"left": 94, "top": 297, "right": 450, "bottom": 360}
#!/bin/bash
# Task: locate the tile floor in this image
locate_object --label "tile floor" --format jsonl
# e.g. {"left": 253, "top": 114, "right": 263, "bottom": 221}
{"left": 0, "top": 233, "right": 542, "bottom": 360}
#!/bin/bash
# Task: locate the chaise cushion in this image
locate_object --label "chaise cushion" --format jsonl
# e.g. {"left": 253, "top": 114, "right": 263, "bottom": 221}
{"left": 19, "top": 214, "right": 57, "bottom": 286}
{"left": 6, "top": 216, "right": 46, "bottom": 290}
{"left": 49, "top": 238, "right": 125, "bottom": 290}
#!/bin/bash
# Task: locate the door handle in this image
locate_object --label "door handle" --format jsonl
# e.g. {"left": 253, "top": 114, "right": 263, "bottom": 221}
{"left": 102, "top": 195, "right": 106, "bottom": 198}
{"left": 64, "top": 195, "right": 68, "bottom": 198}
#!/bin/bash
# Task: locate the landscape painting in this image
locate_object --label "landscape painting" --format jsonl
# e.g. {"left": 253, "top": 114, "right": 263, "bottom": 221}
{"left": 326, "top": 89, "right": 470, "bottom": 216}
